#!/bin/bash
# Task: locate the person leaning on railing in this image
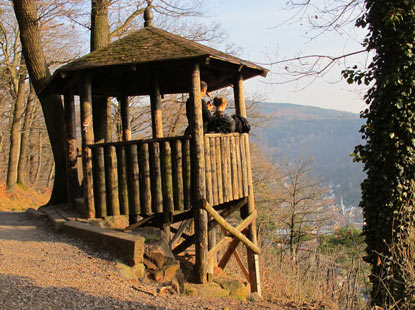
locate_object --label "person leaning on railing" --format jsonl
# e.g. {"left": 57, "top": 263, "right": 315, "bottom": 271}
{"left": 207, "top": 97, "right": 235, "bottom": 134}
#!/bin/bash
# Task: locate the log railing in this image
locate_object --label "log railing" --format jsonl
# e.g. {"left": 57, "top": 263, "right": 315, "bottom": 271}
{"left": 86, "top": 133, "right": 249, "bottom": 218}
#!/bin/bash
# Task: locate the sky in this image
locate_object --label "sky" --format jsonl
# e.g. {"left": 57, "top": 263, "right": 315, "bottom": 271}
{"left": 202, "top": 0, "right": 369, "bottom": 114}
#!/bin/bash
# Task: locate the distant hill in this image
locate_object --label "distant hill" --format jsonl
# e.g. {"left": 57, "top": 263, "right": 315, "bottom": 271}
{"left": 252, "top": 102, "right": 365, "bottom": 207}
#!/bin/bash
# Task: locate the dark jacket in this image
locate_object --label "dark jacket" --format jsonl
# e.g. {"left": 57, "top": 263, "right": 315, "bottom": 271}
{"left": 186, "top": 98, "right": 212, "bottom": 132}
{"left": 207, "top": 111, "right": 235, "bottom": 133}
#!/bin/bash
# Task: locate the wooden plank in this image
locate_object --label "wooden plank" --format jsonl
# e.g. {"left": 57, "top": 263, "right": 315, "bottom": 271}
{"left": 116, "top": 145, "right": 129, "bottom": 215}
{"left": 160, "top": 141, "right": 174, "bottom": 240}
{"left": 208, "top": 210, "right": 255, "bottom": 261}
{"left": 173, "top": 199, "right": 246, "bottom": 256}
{"left": 233, "top": 249, "right": 250, "bottom": 282}
{"left": 210, "top": 137, "right": 218, "bottom": 206}
{"left": 88, "top": 135, "right": 189, "bottom": 148}
{"left": 79, "top": 75, "right": 95, "bottom": 218}
{"left": 226, "top": 136, "right": 233, "bottom": 201}
{"left": 124, "top": 214, "right": 158, "bottom": 231}
{"left": 235, "top": 135, "right": 243, "bottom": 198}
{"left": 149, "top": 142, "right": 163, "bottom": 213}
{"left": 204, "top": 136, "right": 213, "bottom": 204}
{"left": 215, "top": 137, "right": 223, "bottom": 204}
{"left": 169, "top": 219, "right": 191, "bottom": 248}
{"left": 105, "top": 146, "right": 120, "bottom": 216}
{"left": 240, "top": 135, "right": 248, "bottom": 197}
{"left": 92, "top": 146, "right": 106, "bottom": 217}
{"left": 202, "top": 200, "right": 260, "bottom": 254}
{"left": 208, "top": 227, "right": 217, "bottom": 277}
{"left": 218, "top": 236, "right": 241, "bottom": 270}
{"left": 220, "top": 136, "right": 229, "bottom": 202}
{"left": 230, "top": 136, "right": 239, "bottom": 200}
{"left": 182, "top": 139, "right": 191, "bottom": 210}
{"left": 127, "top": 144, "right": 140, "bottom": 216}
{"left": 208, "top": 236, "right": 232, "bottom": 260}
{"left": 138, "top": 143, "right": 152, "bottom": 215}
{"left": 171, "top": 140, "right": 184, "bottom": 211}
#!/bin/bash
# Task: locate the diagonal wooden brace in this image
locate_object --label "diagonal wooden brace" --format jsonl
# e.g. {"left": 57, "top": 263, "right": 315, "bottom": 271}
{"left": 202, "top": 199, "right": 260, "bottom": 255}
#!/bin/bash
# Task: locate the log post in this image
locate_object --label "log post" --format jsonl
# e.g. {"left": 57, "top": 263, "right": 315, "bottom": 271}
{"left": 119, "top": 96, "right": 131, "bottom": 141}
{"left": 79, "top": 75, "right": 95, "bottom": 218}
{"left": 233, "top": 72, "right": 261, "bottom": 295}
{"left": 150, "top": 75, "right": 163, "bottom": 139}
{"left": 64, "top": 90, "right": 79, "bottom": 204}
{"left": 190, "top": 63, "right": 208, "bottom": 283}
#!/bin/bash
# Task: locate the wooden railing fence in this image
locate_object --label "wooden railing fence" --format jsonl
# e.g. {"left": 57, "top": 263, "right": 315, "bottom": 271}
{"left": 87, "top": 133, "right": 249, "bottom": 218}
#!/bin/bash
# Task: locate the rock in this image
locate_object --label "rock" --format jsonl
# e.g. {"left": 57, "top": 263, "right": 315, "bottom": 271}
{"left": 149, "top": 262, "right": 179, "bottom": 282}
{"left": 216, "top": 278, "right": 247, "bottom": 300}
{"left": 193, "top": 282, "right": 230, "bottom": 299}
{"left": 143, "top": 237, "right": 175, "bottom": 269}
{"left": 26, "top": 208, "right": 47, "bottom": 220}
{"left": 171, "top": 268, "right": 185, "bottom": 294}
{"left": 132, "top": 226, "right": 166, "bottom": 243}
{"left": 91, "top": 216, "right": 130, "bottom": 230}
{"left": 116, "top": 261, "right": 145, "bottom": 279}
{"left": 247, "top": 292, "right": 263, "bottom": 302}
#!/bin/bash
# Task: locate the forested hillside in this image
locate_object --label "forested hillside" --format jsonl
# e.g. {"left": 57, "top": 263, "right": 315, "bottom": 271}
{"left": 253, "top": 102, "right": 365, "bottom": 206}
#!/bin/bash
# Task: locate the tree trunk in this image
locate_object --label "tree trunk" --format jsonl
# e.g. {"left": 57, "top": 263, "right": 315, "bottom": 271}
{"left": 6, "top": 56, "right": 26, "bottom": 191}
{"left": 91, "top": 0, "right": 110, "bottom": 143}
{"left": 47, "top": 160, "right": 55, "bottom": 188}
{"left": 12, "top": 0, "right": 67, "bottom": 204}
{"left": 32, "top": 131, "right": 42, "bottom": 185}
{"left": 17, "top": 83, "right": 35, "bottom": 185}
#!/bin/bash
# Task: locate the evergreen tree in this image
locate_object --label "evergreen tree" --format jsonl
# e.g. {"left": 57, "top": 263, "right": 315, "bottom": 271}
{"left": 348, "top": 0, "right": 415, "bottom": 307}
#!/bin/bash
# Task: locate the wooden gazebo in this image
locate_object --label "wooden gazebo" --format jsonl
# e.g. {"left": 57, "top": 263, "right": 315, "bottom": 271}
{"left": 42, "top": 7, "right": 268, "bottom": 294}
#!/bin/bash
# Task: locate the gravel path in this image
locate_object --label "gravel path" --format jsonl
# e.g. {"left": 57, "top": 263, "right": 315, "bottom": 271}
{"left": 0, "top": 211, "right": 287, "bottom": 310}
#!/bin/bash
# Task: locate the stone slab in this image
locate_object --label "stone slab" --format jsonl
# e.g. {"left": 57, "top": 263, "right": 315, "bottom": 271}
{"left": 63, "top": 221, "right": 144, "bottom": 266}
{"left": 47, "top": 212, "right": 67, "bottom": 232}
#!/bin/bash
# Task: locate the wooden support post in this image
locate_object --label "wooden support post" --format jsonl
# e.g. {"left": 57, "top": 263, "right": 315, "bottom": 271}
{"left": 119, "top": 96, "right": 131, "bottom": 141}
{"left": 160, "top": 141, "right": 174, "bottom": 241}
{"left": 127, "top": 144, "right": 140, "bottom": 216}
{"left": 233, "top": 72, "right": 261, "bottom": 295}
{"left": 92, "top": 146, "right": 106, "bottom": 217}
{"left": 182, "top": 139, "right": 191, "bottom": 210}
{"left": 116, "top": 146, "right": 129, "bottom": 215}
{"left": 233, "top": 72, "right": 246, "bottom": 117}
{"left": 105, "top": 145, "right": 120, "bottom": 216}
{"left": 171, "top": 140, "right": 184, "bottom": 211}
{"left": 79, "top": 75, "right": 95, "bottom": 218}
{"left": 190, "top": 63, "right": 208, "bottom": 283}
{"left": 149, "top": 142, "right": 163, "bottom": 214}
{"left": 150, "top": 75, "right": 163, "bottom": 139}
{"left": 64, "top": 90, "right": 79, "bottom": 203}
{"left": 138, "top": 143, "right": 152, "bottom": 215}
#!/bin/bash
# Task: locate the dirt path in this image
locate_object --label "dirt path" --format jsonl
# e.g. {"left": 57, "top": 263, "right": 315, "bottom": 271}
{"left": 0, "top": 211, "right": 287, "bottom": 310}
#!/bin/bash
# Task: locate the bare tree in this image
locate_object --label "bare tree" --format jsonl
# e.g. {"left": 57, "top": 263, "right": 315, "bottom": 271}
{"left": 276, "top": 159, "right": 331, "bottom": 262}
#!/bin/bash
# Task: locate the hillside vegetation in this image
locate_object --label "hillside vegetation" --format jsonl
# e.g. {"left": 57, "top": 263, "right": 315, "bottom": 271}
{"left": 253, "top": 102, "right": 364, "bottom": 206}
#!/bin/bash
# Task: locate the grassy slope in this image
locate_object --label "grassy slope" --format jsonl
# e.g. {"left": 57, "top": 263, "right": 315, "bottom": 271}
{"left": 0, "top": 183, "right": 50, "bottom": 211}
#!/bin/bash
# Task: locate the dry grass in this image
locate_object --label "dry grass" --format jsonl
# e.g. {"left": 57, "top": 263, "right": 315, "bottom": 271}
{"left": 0, "top": 183, "right": 50, "bottom": 211}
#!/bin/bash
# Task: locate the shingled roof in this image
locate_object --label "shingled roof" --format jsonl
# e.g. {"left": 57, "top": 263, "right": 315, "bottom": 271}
{"left": 43, "top": 26, "right": 268, "bottom": 96}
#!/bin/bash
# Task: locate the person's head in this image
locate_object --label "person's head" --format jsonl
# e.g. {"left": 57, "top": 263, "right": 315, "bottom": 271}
{"left": 213, "top": 97, "right": 227, "bottom": 112}
{"left": 200, "top": 81, "right": 208, "bottom": 96}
